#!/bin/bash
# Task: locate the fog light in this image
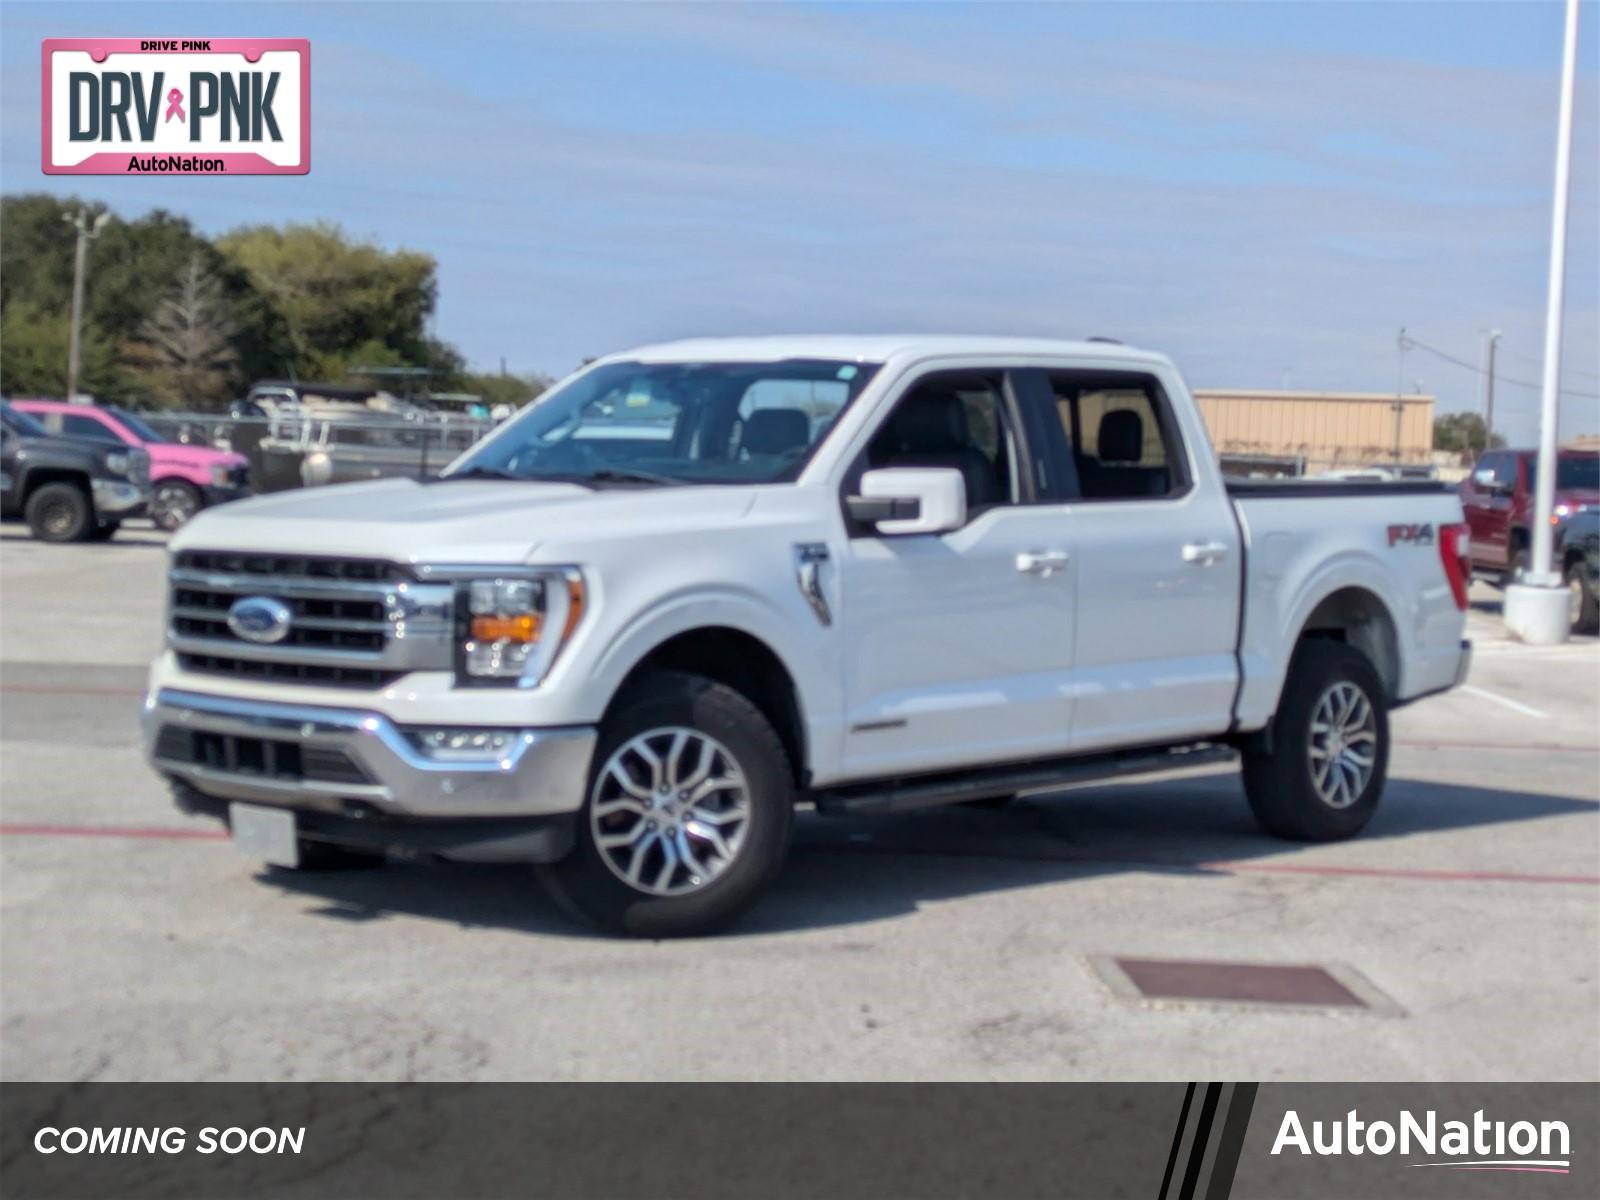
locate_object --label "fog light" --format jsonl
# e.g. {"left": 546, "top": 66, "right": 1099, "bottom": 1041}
{"left": 405, "top": 728, "right": 521, "bottom": 761}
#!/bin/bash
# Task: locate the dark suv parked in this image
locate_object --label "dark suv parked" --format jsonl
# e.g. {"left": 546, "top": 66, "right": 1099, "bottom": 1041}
{"left": 0, "top": 402, "right": 151, "bottom": 542}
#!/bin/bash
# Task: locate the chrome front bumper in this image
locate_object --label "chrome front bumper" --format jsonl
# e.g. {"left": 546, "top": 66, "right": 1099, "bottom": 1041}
{"left": 92, "top": 479, "right": 148, "bottom": 515}
{"left": 143, "top": 688, "right": 596, "bottom": 819}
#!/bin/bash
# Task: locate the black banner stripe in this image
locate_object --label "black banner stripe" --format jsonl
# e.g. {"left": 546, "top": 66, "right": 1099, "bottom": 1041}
{"left": 1158, "top": 1082, "right": 1197, "bottom": 1200}
{"left": 1177, "top": 1082, "right": 1223, "bottom": 1200}
{"left": 1204, "top": 1083, "right": 1259, "bottom": 1200}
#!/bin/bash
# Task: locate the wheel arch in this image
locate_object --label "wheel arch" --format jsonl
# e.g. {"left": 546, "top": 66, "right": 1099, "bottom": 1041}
{"left": 20, "top": 468, "right": 90, "bottom": 504}
{"left": 1293, "top": 585, "right": 1401, "bottom": 703}
{"left": 603, "top": 625, "right": 809, "bottom": 787}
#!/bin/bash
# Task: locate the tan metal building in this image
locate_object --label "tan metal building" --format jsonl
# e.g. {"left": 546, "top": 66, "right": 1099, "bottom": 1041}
{"left": 1192, "top": 389, "right": 1436, "bottom": 475}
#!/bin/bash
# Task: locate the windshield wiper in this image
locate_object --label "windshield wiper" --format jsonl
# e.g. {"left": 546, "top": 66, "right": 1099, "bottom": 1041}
{"left": 439, "top": 466, "right": 524, "bottom": 482}
{"left": 583, "top": 468, "right": 689, "bottom": 487}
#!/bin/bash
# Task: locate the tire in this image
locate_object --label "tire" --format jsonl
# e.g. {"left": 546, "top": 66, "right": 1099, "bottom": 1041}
{"left": 84, "top": 521, "right": 121, "bottom": 542}
{"left": 24, "top": 482, "right": 93, "bottom": 543}
{"left": 1567, "top": 561, "right": 1599, "bottom": 635}
{"left": 149, "top": 478, "right": 202, "bottom": 531}
{"left": 1507, "top": 546, "right": 1529, "bottom": 586}
{"left": 1242, "top": 640, "right": 1389, "bottom": 842}
{"left": 539, "top": 671, "right": 794, "bottom": 937}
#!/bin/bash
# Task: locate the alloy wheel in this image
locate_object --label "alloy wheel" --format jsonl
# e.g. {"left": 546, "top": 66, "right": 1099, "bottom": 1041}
{"left": 1306, "top": 681, "right": 1377, "bottom": 809}
{"left": 150, "top": 483, "right": 198, "bottom": 530}
{"left": 589, "top": 727, "right": 751, "bottom": 896}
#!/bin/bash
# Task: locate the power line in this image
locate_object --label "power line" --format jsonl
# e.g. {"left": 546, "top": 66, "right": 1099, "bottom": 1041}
{"left": 1493, "top": 342, "right": 1600, "bottom": 382}
{"left": 1397, "top": 332, "right": 1600, "bottom": 400}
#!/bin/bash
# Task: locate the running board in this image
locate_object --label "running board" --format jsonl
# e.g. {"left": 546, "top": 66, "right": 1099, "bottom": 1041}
{"left": 811, "top": 743, "right": 1237, "bottom": 816}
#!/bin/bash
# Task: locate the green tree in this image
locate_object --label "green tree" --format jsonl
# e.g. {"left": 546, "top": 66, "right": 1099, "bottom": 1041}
{"left": 122, "top": 254, "right": 241, "bottom": 409}
{"left": 216, "top": 223, "right": 439, "bottom": 381}
{"left": 1433, "top": 412, "right": 1504, "bottom": 457}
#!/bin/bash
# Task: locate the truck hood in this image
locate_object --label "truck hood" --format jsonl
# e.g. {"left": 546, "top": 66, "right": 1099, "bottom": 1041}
{"left": 171, "top": 477, "right": 760, "bottom": 563}
{"left": 149, "top": 442, "right": 247, "bottom": 471}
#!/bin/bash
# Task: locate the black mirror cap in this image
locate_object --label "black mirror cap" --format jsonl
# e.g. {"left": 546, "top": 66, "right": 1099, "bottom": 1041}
{"left": 845, "top": 495, "right": 922, "bottom": 524}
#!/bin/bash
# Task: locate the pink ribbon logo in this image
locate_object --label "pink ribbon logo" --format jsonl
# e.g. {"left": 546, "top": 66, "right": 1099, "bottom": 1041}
{"left": 164, "top": 88, "right": 185, "bottom": 123}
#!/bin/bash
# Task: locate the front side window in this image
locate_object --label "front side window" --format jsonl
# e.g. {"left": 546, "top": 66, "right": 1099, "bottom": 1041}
{"left": 109, "top": 408, "right": 170, "bottom": 445}
{"left": 446, "top": 359, "right": 880, "bottom": 486}
{"left": 863, "top": 371, "right": 1019, "bottom": 512}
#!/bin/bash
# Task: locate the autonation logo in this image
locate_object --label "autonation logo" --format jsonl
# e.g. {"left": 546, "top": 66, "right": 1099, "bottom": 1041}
{"left": 1272, "top": 1108, "right": 1572, "bottom": 1174}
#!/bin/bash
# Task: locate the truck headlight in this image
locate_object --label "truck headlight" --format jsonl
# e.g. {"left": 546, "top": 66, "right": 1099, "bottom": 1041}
{"left": 210, "top": 463, "right": 231, "bottom": 487}
{"left": 103, "top": 450, "right": 131, "bottom": 476}
{"left": 453, "top": 568, "right": 585, "bottom": 686}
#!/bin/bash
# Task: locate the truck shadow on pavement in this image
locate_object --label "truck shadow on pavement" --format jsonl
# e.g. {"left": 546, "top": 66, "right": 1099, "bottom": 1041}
{"left": 260, "top": 770, "right": 1597, "bottom": 938}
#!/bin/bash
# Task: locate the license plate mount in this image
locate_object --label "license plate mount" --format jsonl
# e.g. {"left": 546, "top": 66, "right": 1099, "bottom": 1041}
{"left": 229, "top": 802, "right": 299, "bottom": 868}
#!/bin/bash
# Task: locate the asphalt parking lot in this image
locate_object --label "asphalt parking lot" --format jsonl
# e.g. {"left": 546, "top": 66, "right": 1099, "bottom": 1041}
{"left": 1, "top": 523, "right": 1596, "bottom": 1082}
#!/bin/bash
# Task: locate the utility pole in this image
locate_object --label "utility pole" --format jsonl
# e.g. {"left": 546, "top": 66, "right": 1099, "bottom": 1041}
{"left": 1504, "top": 0, "right": 1581, "bottom": 644}
{"left": 1393, "top": 328, "right": 1409, "bottom": 464}
{"left": 64, "top": 206, "right": 111, "bottom": 401}
{"left": 1480, "top": 329, "right": 1502, "bottom": 455}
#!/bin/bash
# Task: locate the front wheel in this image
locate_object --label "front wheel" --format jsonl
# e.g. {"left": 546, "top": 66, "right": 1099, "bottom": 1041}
{"left": 539, "top": 671, "right": 794, "bottom": 937}
{"left": 25, "top": 482, "right": 93, "bottom": 543}
{"left": 149, "top": 478, "right": 202, "bottom": 531}
{"left": 1242, "top": 641, "right": 1389, "bottom": 841}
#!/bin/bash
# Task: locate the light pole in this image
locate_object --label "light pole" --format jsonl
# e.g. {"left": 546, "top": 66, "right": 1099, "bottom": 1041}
{"left": 1480, "top": 328, "right": 1501, "bottom": 455}
{"left": 64, "top": 206, "right": 111, "bottom": 401}
{"left": 1504, "top": 0, "right": 1581, "bottom": 644}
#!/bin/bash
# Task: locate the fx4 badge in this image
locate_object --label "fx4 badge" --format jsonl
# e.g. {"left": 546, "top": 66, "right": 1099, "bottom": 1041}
{"left": 1387, "top": 523, "right": 1435, "bottom": 547}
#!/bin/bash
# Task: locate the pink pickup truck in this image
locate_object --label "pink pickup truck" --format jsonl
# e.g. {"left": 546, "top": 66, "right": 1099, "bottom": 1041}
{"left": 12, "top": 400, "right": 250, "bottom": 531}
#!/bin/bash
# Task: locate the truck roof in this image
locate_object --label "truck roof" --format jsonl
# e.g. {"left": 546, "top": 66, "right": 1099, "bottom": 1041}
{"left": 608, "top": 334, "right": 1169, "bottom": 367}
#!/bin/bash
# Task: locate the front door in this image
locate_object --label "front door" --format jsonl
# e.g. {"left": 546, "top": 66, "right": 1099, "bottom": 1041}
{"left": 835, "top": 368, "right": 1077, "bottom": 780}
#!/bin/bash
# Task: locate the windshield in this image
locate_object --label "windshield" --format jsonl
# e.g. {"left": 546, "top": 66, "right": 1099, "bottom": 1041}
{"left": 443, "top": 359, "right": 881, "bottom": 486}
{"left": 1529, "top": 454, "right": 1600, "bottom": 493}
{"left": 1, "top": 403, "right": 49, "bottom": 438}
{"left": 109, "top": 408, "right": 170, "bottom": 444}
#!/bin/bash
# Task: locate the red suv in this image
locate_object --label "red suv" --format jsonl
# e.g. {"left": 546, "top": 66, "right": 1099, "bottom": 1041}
{"left": 1461, "top": 448, "right": 1600, "bottom": 582}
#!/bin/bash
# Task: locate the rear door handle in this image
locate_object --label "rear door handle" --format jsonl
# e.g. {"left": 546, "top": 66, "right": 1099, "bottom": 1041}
{"left": 1182, "top": 541, "right": 1230, "bottom": 565}
{"left": 1016, "top": 549, "right": 1070, "bottom": 576}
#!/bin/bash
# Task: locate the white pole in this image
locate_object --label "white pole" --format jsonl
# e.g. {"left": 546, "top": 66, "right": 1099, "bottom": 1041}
{"left": 1528, "top": 0, "right": 1580, "bottom": 586}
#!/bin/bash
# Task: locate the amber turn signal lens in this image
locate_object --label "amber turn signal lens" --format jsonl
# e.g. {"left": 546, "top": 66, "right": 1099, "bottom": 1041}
{"left": 470, "top": 613, "right": 541, "bottom": 643}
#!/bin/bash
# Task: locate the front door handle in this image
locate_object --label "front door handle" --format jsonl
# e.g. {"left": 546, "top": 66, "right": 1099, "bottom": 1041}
{"left": 1182, "top": 540, "right": 1230, "bottom": 565}
{"left": 1016, "top": 549, "right": 1070, "bottom": 576}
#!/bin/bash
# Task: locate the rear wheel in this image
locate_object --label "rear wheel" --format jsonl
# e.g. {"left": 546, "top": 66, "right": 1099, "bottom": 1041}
{"left": 149, "top": 478, "right": 202, "bottom": 531}
{"left": 1242, "top": 641, "right": 1389, "bottom": 841}
{"left": 24, "top": 482, "right": 93, "bottom": 543}
{"left": 540, "top": 671, "right": 793, "bottom": 937}
{"left": 1567, "top": 561, "right": 1599, "bottom": 634}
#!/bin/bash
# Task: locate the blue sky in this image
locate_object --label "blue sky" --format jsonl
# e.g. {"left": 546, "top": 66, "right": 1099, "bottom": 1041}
{"left": 3, "top": 1, "right": 1597, "bottom": 441}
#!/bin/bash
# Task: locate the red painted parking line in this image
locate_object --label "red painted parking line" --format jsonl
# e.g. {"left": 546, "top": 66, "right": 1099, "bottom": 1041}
{"left": 0, "top": 823, "right": 226, "bottom": 841}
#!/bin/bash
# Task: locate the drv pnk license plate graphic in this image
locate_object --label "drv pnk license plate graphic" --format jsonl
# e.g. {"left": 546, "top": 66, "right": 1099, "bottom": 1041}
{"left": 41, "top": 39, "right": 310, "bottom": 175}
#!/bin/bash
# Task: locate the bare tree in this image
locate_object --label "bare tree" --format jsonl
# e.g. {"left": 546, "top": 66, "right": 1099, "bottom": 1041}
{"left": 124, "top": 254, "right": 240, "bottom": 409}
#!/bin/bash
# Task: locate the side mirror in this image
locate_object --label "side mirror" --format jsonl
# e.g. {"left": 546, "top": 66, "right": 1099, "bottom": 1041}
{"left": 1472, "top": 468, "right": 1496, "bottom": 488}
{"left": 846, "top": 467, "right": 967, "bottom": 536}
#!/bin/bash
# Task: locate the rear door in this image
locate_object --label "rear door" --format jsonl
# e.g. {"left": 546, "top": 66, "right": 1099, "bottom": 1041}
{"left": 1015, "top": 368, "right": 1242, "bottom": 751}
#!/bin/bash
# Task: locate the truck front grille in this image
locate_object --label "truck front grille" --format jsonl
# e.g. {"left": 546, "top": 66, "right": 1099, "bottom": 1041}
{"left": 167, "top": 552, "right": 455, "bottom": 690}
{"left": 152, "top": 724, "right": 371, "bottom": 784}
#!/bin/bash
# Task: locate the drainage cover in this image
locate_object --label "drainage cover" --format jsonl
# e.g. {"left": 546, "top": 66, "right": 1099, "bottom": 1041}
{"left": 1090, "top": 956, "right": 1402, "bottom": 1015}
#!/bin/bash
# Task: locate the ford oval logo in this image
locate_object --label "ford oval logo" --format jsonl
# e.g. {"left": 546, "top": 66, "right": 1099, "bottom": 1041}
{"left": 227, "top": 596, "right": 293, "bottom": 644}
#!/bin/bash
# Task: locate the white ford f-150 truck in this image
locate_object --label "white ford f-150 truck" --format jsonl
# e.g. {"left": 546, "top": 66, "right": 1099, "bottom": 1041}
{"left": 145, "top": 336, "right": 1472, "bottom": 935}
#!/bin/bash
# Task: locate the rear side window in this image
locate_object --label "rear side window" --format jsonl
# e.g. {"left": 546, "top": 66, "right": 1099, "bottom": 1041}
{"left": 1031, "top": 371, "right": 1188, "bottom": 501}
